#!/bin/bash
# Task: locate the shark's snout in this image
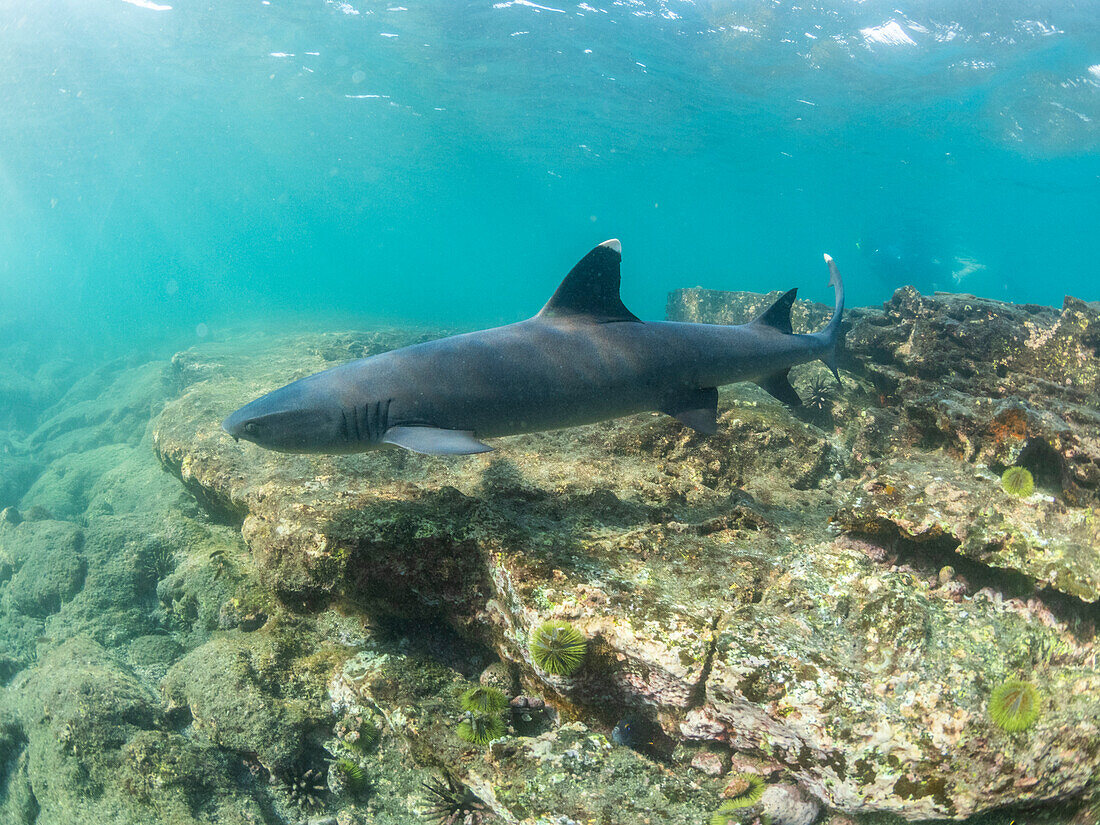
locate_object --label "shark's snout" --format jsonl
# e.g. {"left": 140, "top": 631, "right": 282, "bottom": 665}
{"left": 221, "top": 414, "right": 237, "bottom": 438}
{"left": 221, "top": 379, "right": 346, "bottom": 453}
{"left": 221, "top": 408, "right": 253, "bottom": 443}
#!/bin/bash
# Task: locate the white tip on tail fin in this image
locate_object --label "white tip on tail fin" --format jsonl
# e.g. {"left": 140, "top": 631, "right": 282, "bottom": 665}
{"left": 599, "top": 238, "right": 622, "bottom": 254}
{"left": 818, "top": 253, "right": 844, "bottom": 384}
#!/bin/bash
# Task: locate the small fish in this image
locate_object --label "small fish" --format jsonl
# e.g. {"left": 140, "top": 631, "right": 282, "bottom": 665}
{"left": 611, "top": 714, "right": 667, "bottom": 759}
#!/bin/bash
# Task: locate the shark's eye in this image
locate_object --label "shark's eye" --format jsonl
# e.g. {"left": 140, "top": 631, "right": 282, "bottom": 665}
{"left": 244, "top": 422, "right": 260, "bottom": 436}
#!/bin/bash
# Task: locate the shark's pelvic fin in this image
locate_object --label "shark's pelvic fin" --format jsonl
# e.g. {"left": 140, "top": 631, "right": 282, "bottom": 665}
{"left": 751, "top": 288, "right": 798, "bottom": 335}
{"left": 755, "top": 368, "right": 802, "bottom": 408}
{"left": 538, "top": 239, "right": 641, "bottom": 324}
{"left": 381, "top": 426, "right": 494, "bottom": 455}
{"left": 660, "top": 386, "right": 718, "bottom": 434}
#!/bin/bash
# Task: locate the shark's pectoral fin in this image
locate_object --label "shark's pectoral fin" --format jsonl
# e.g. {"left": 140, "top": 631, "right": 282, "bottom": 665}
{"left": 755, "top": 369, "right": 802, "bottom": 408}
{"left": 660, "top": 387, "right": 718, "bottom": 435}
{"left": 381, "top": 426, "right": 494, "bottom": 455}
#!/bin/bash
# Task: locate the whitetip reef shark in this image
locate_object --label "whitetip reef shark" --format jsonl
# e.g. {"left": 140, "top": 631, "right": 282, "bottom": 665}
{"left": 222, "top": 240, "right": 844, "bottom": 455}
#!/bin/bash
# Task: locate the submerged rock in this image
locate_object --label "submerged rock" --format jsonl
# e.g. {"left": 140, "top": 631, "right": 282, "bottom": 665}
{"left": 0, "top": 520, "right": 85, "bottom": 618}
{"left": 761, "top": 782, "right": 820, "bottom": 825}
{"left": 0, "top": 637, "right": 266, "bottom": 825}
{"left": 0, "top": 348, "right": 278, "bottom": 825}
{"left": 840, "top": 288, "right": 1100, "bottom": 506}
{"left": 151, "top": 290, "right": 1100, "bottom": 821}
{"left": 836, "top": 453, "right": 1100, "bottom": 602}
{"left": 163, "top": 625, "right": 338, "bottom": 775}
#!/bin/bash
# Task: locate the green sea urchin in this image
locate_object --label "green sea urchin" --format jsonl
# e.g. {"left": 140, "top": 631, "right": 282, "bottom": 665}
{"left": 1001, "top": 466, "right": 1034, "bottom": 498}
{"left": 723, "top": 772, "right": 767, "bottom": 808}
{"left": 460, "top": 686, "right": 508, "bottom": 715}
{"left": 456, "top": 712, "right": 506, "bottom": 746}
{"left": 352, "top": 719, "right": 381, "bottom": 751}
{"left": 528, "top": 620, "right": 587, "bottom": 676}
{"left": 138, "top": 543, "right": 176, "bottom": 584}
{"left": 285, "top": 766, "right": 326, "bottom": 811}
{"left": 989, "top": 679, "right": 1041, "bottom": 732}
{"left": 709, "top": 800, "right": 746, "bottom": 825}
{"left": 331, "top": 758, "right": 366, "bottom": 793}
{"left": 336, "top": 715, "right": 380, "bottom": 753}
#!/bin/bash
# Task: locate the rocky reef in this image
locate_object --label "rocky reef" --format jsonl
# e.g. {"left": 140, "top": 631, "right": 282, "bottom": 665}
{"left": 1, "top": 286, "right": 1098, "bottom": 824}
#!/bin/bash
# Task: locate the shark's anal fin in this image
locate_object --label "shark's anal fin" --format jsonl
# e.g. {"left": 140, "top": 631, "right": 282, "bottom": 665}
{"left": 660, "top": 387, "right": 718, "bottom": 435}
{"left": 381, "top": 426, "right": 494, "bottom": 455}
{"left": 538, "top": 239, "right": 641, "bottom": 324}
{"left": 755, "top": 369, "right": 802, "bottom": 408}
{"left": 751, "top": 288, "right": 797, "bottom": 334}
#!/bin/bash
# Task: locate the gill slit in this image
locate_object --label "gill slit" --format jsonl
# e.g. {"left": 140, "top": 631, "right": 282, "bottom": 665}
{"left": 368, "top": 399, "right": 392, "bottom": 442}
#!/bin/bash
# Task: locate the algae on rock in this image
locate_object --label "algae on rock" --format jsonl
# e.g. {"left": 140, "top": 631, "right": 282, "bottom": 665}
{"left": 151, "top": 307, "right": 1100, "bottom": 821}
{"left": 6, "top": 281, "right": 1096, "bottom": 824}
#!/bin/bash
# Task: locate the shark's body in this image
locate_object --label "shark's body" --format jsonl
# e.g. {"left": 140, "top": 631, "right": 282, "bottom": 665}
{"left": 223, "top": 240, "right": 844, "bottom": 455}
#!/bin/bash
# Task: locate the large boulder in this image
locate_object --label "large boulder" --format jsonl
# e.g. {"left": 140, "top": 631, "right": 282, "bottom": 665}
{"left": 153, "top": 302, "right": 1100, "bottom": 821}
{"left": 0, "top": 637, "right": 268, "bottom": 825}
{"left": 162, "top": 626, "right": 337, "bottom": 775}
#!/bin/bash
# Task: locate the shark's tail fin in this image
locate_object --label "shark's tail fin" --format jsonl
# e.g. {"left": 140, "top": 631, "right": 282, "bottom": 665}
{"left": 816, "top": 253, "right": 845, "bottom": 384}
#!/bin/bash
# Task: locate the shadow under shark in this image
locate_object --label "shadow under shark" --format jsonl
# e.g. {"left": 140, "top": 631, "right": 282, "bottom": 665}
{"left": 223, "top": 240, "right": 844, "bottom": 455}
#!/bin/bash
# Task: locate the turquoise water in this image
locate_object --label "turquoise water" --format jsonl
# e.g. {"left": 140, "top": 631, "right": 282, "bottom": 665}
{"left": 3, "top": 6, "right": 1100, "bottom": 824}
{"left": 3, "top": 1, "right": 1098, "bottom": 355}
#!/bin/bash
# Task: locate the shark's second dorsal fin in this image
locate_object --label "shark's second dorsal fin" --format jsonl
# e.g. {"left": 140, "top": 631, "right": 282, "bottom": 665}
{"left": 538, "top": 239, "right": 641, "bottom": 323}
{"left": 751, "top": 288, "right": 798, "bottom": 334}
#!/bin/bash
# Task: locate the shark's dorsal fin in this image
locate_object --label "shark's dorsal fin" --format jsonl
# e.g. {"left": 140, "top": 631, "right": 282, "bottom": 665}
{"left": 751, "top": 288, "right": 797, "bottom": 334}
{"left": 538, "top": 239, "right": 641, "bottom": 323}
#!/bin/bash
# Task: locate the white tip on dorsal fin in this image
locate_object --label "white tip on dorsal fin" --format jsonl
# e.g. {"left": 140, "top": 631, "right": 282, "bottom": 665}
{"left": 537, "top": 239, "right": 639, "bottom": 323}
{"left": 823, "top": 252, "right": 833, "bottom": 263}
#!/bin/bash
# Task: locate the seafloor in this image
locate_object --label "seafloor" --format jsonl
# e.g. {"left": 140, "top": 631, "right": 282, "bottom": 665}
{"left": 1, "top": 285, "right": 1099, "bottom": 825}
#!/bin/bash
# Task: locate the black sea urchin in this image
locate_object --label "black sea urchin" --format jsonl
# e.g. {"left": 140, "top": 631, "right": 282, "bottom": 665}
{"left": 804, "top": 375, "right": 832, "bottom": 411}
{"left": 285, "top": 766, "right": 327, "bottom": 811}
{"left": 422, "top": 773, "right": 491, "bottom": 824}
